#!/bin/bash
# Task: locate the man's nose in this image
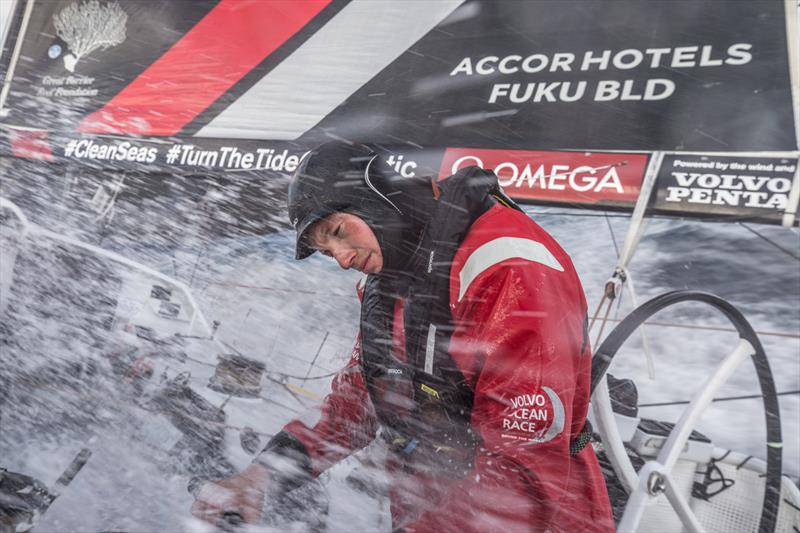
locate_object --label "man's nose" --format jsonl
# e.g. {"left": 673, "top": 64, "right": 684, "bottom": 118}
{"left": 333, "top": 249, "right": 354, "bottom": 270}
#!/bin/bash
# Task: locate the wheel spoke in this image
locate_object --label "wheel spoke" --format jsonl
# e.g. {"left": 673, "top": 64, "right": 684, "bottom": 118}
{"left": 657, "top": 338, "right": 753, "bottom": 472}
{"left": 591, "top": 376, "right": 638, "bottom": 491}
{"left": 663, "top": 473, "right": 705, "bottom": 533}
{"left": 617, "top": 462, "right": 660, "bottom": 533}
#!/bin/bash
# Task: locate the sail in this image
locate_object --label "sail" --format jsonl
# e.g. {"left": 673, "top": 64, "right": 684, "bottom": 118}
{"left": 0, "top": 0, "right": 797, "bottom": 223}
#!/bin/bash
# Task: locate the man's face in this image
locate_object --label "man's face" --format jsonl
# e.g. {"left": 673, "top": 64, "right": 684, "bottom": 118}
{"left": 308, "top": 213, "right": 384, "bottom": 274}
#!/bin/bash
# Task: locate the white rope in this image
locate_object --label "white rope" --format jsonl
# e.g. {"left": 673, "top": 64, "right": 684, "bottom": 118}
{"left": 621, "top": 268, "right": 656, "bottom": 379}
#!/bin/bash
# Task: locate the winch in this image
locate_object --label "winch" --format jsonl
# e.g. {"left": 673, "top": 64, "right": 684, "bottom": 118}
{"left": 207, "top": 354, "right": 265, "bottom": 398}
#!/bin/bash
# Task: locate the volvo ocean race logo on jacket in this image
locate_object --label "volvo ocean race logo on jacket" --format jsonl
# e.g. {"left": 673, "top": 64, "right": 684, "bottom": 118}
{"left": 502, "top": 387, "right": 565, "bottom": 444}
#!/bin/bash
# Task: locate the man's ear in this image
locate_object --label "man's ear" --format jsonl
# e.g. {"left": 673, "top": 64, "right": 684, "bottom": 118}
{"left": 431, "top": 179, "right": 442, "bottom": 200}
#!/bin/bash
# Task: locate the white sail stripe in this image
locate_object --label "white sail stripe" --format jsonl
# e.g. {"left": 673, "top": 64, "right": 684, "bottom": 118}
{"left": 196, "top": 0, "right": 463, "bottom": 140}
{"left": 457, "top": 237, "right": 564, "bottom": 302}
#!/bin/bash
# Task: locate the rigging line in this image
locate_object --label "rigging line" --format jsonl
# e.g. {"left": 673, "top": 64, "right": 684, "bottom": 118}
{"left": 599, "top": 317, "right": 800, "bottom": 339}
{"left": 639, "top": 389, "right": 800, "bottom": 408}
{"left": 187, "top": 347, "right": 337, "bottom": 378}
{"left": 204, "top": 281, "right": 353, "bottom": 299}
{"left": 619, "top": 271, "right": 656, "bottom": 379}
{"left": 613, "top": 285, "right": 625, "bottom": 320}
{"left": 154, "top": 360, "right": 310, "bottom": 413}
{"left": 527, "top": 210, "right": 799, "bottom": 226}
{"left": 188, "top": 243, "right": 206, "bottom": 287}
{"left": 598, "top": 212, "right": 636, "bottom": 324}
{"left": 587, "top": 292, "right": 608, "bottom": 333}
{"left": 276, "top": 368, "right": 343, "bottom": 381}
{"left": 271, "top": 348, "right": 337, "bottom": 373}
{"left": 184, "top": 354, "right": 216, "bottom": 367}
{"left": 163, "top": 407, "right": 282, "bottom": 435}
{"left": 527, "top": 211, "right": 633, "bottom": 218}
{"left": 604, "top": 212, "right": 621, "bottom": 259}
{"left": 258, "top": 395, "right": 303, "bottom": 417}
{"left": 266, "top": 374, "right": 308, "bottom": 407}
{"left": 303, "top": 331, "right": 329, "bottom": 384}
{"left": 593, "top": 296, "right": 615, "bottom": 347}
{"left": 739, "top": 222, "right": 800, "bottom": 261}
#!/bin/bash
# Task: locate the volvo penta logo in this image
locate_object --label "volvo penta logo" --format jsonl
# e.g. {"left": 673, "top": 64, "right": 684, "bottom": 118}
{"left": 53, "top": 0, "right": 128, "bottom": 72}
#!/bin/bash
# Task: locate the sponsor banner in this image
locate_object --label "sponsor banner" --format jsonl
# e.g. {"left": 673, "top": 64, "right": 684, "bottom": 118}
{"left": 46, "top": 135, "right": 310, "bottom": 173}
{"left": 439, "top": 148, "right": 648, "bottom": 208}
{"left": 0, "top": 0, "right": 795, "bottom": 152}
{"left": 653, "top": 155, "right": 799, "bottom": 224}
{"left": 38, "top": 136, "right": 650, "bottom": 213}
{"left": 30, "top": 135, "right": 651, "bottom": 214}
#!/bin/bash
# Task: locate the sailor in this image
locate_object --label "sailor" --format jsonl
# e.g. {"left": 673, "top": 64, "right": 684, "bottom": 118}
{"left": 191, "top": 141, "right": 614, "bottom": 532}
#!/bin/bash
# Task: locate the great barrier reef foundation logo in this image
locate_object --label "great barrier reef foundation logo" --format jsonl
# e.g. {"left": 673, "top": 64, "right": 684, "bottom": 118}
{"left": 53, "top": 0, "right": 128, "bottom": 72}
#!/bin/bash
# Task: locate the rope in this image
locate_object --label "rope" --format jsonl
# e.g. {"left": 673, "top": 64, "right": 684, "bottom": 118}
{"left": 525, "top": 209, "right": 800, "bottom": 226}
{"left": 605, "top": 213, "right": 621, "bottom": 259}
{"left": 304, "top": 331, "right": 329, "bottom": 383}
{"left": 588, "top": 292, "right": 608, "bottom": 334}
{"left": 188, "top": 350, "right": 336, "bottom": 386}
{"left": 166, "top": 405, "right": 280, "bottom": 436}
{"left": 593, "top": 295, "right": 615, "bottom": 347}
{"left": 285, "top": 369, "right": 341, "bottom": 381}
{"left": 204, "top": 281, "right": 353, "bottom": 299}
{"left": 526, "top": 211, "right": 634, "bottom": 218}
{"left": 199, "top": 261, "right": 799, "bottom": 342}
{"left": 739, "top": 222, "right": 800, "bottom": 262}
{"left": 188, "top": 355, "right": 337, "bottom": 385}
{"left": 639, "top": 389, "right": 800, "bottom": 408}
{"left": 621, "top": 271, "right": 656, "bottom": 379}
{"left": 184, "top": 354, "right": 216, "bottom": 367}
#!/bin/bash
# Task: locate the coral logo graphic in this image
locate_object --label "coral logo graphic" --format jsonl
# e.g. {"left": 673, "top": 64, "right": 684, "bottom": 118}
{"left": 53, "top": 0, "right": 127, "bottom": 72}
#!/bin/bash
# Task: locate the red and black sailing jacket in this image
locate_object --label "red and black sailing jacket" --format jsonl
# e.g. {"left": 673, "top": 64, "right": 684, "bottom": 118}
{"left": 265, "top": 167, "right": 615, "bottom": 532}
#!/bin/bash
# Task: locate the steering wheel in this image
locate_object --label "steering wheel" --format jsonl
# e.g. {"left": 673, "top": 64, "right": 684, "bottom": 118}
{"left": 590, "top": 290, "right": 782, "bottom": 533}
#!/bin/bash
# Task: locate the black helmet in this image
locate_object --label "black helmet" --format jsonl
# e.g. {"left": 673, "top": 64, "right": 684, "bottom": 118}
{"left": 288, "top": 141, "right": 403, "bottom": 260}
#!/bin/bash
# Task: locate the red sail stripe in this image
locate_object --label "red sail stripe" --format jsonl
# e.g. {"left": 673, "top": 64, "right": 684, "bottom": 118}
{"left": 79, "top": 0, "right": 330, "bottom": 136}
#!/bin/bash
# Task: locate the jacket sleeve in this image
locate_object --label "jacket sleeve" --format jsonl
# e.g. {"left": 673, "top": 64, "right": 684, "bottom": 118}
{"left": 405, "top": 259, "right": 607, "bottom": 532}
{"left": 270, "top": 334, "right": 377, "bottom": 478}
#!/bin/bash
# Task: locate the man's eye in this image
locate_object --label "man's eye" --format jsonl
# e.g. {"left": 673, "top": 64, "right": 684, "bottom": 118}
{"left": 333, "top": 224, "right": 342, "bottom": 238}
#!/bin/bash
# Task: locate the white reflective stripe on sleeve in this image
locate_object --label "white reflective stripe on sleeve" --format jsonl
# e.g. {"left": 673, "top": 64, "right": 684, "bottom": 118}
{"left": 424, "top": 323, "right": 437, "bottom": 374}
{"left": 457, "top": 237, "right": 564, "bottom": 302}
